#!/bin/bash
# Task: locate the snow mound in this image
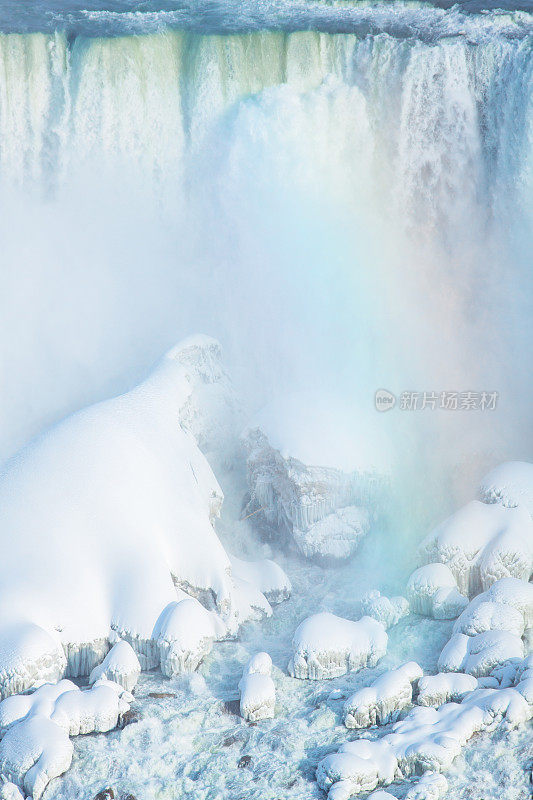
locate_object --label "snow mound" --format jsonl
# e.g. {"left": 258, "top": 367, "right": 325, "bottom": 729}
{"left": 416, "top": 500, "right": 533, "bottom": 597}
{"left": 416, "top": 673, "right": 478, "bottom": 706}
{"left": 368, "top": 792, "right": 397, "bottom": 800}
{"left": 438, "top": 630, "right": 524, "bottom": 676}
{"left": 238, "top": 652, "right": 275, "bottom": 721}
{"left": 404, "top": 773, "right": 448, "bottom": 800}
{"left": 407, "top": 564, "right": 468, "bottom": 619}
{"left": 360, "top": 592, "right": 409, "bottom": 630}
{"left": 479, "top": 461, "right": 533, "bottom": 516}
{"left": 152, "top": 599, "right": 223, "bottom": 677}
{"left": 452, "top": 578, "right": 533, "bottom": 638}
{"left": 0, "top": 782, "right": 24, "bottom": 800}
{"left": 228, "top": 554, "right": 291, "bottom": 605}
{"left": 242, "top": 394, "right": 391, "bottom": 561}
{"left": 0, "top": 336, "right": 289, "bottom": 696}
{"left": 0, "top": 678, "right": 132, "bottom": 798}
{"left": 316, "top": 739, "right": 397, "bottom": 799}
{"left": 89, "top": 640, "right": 141, "bottom": 692}
{"left": 343, "top": 661, "right": 422, "bottom": 728}
{"left": 288, "top": 613, "right": 387, "bottom": 680}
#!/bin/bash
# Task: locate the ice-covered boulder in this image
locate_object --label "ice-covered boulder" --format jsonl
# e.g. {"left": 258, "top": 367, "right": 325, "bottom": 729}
{"left": 452, "top": 578, "right": 533, "bottom": 638}
{"left": 288, "top": 613, "right": 387, "bottom": 680}
{"left": 242, "top": 393, "right": 391, "bottom": 561}
{"left": 416, "top": 673, "right": 478, "bottom": 706}
{"left": 360, "top": 592, "right": 409, "bottom": 630}
{"left": 89, "top": 640, "right": 141, "bottom": 692}
{"left": 404, "top": 773, "right": 448, "bottom": 800}
{"left": 238, "top": 652, "right": 275, "bottom": 721}
{"left": 479, "top": 461, "right": 533, "bottom": 516}
{"left": 438, "top": 630, "right": 524, "bottom": 677}
{"left": 0, "top": 679, "right": 77, "bottom": 735}
{"left": 0, "top": 781, "right": 25, "bottom": 800}
{"left": 343, "top": 661, "right": 422, "bottom": 728}
{"left": 406, "top": 564, "right": 468, "bottom": 619}
{"left": 228, "top": 554, "right": 291, "bottom": 605}
{"left": 316, "top": 739, "right": 398, "bottom": 799}
{"left": 416, "top": 500, "right": 533, "bottom": 597}
{"left": 0, "top": 336, "right": 288, "bottom": 696}
{"left": 367, "top": 792, "right": 397, "bottom": 800}
{"left": 153, "top": 599, "right": 223, "bottom": 677}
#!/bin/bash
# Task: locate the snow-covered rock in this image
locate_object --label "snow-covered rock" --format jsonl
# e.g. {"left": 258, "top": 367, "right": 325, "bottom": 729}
{"left": 416, "top": 673, "right": 478, "bottom": 706}
{"left": 367, "top": 792, "right": 397, "bottom": 800}
{"left": 242, "top": 394, "right": 391, "bottom": 561}
{"left": 228, "top": 554, "right": 291, "bottom": 605}
{"left": 238, "top": 652, "right": 275, "bottom": 721}
{"left": 404, "top": 773, "right": 448, "bottom": 800}
{"left": 153, "top": 599, "right": 223, "bottom": 677}
{"left": 438, "top": 630, "right": 524, "bottom": 677}
{"left": 316, "top": 739, "right": 397, "bottom": 799}
{"left": 0, "top": 680, "right": 77, "bottom": 735}
{"left": 407, "top": 564, "right": 468, "bottom": 619}
{"left": 416, "top": 500, "right": 533, "bottom": 597}
{"left": 452, "top": 578, "right": 533, "bottom": 638}
{"left": 0, "top": 336, "right": 287, "bottom": 695}
{"left": 360, "top": 592, "right": 409, "bottom": 630}
{"left": 288, "top": 613, "right": 387, "bottom": 680}
{"left": 343, "top": 661, "right": 422, "bottom": 728}
{"left": 0, "top": 781, "right": 25, "bottom": 800}
{"left": 89, "top": 640, "right": 141, "bottom": 692}
{"left": 479, "top": 461, "right": 533, "bottom": 516}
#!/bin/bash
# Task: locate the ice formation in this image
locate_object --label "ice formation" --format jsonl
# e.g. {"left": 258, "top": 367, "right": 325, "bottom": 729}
{"left": 318, "top": 683, "right": 533, "bottom": 798}
{"left": 0, "top": 679, "right": 131, "bottom": 798}
{"left": 416, "top": 673, "right": 478, "bottom": 706}
{"left": 0, "top": 336, "right": 289, "bottom": 696}
{"left": 404, "top": 773, "right": 448, "bottom": 800}
{"left": 406, "top": 564, "right": 468, "bottom": 619}
{"left": 242, "top": 394, "right": 390, "bottom": 561}
{"left": 288, "top": 613, "right": 387, "bottom": 680}
{"left": 238, "top": 652, "right": 276, "bottom": 721}
{"left": 89, "top": 640, "right": 141, "bottom": 692}
{"left": 438, "top": 630, "right": 525, "bottom": 677}
{"left": 416, "top": 500, "right": 533, "bottom": 599}
{"left": 343, "top": 661, "right": 422, "bottom": 728}
{"left": 0, "top": 782, "right": 24, "bottom": 800}
{"left": 360, "top": 592, "right": 409, "bottom": 630}
{"left": 479, "top": 461, "right": 533, "bottom": 516}
{"left": 152, "top": 599, "right": 224, "bottom": 677}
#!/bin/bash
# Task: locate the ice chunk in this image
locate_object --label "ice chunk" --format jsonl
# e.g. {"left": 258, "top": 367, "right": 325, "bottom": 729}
{"left": 288, "top": 613, "right": 387, "bottom": 680}
{"left": 228, "top": 554, "right": 291, "bottom": 604}
{"left": 416, "top": 673, "right": 478, "bottom": 706}
{"left": 0, "top": 679, "right": 77, "bottom": 734}
{"left": 368, "top": 792, "right": 397, "bottom": 800}
{"left": 479, "top": 461, "right": 533, "bottom": 516}
{"left": 89, "top": 640, "right": 141, "bottom": 692}
{"left": 153, "top": 599, "right": 222, "bottom": 677}
{"left": 0, "top": 715, "right": 73, "bottom": 800}
{"left": 417, "top": 501, "right": 533, "bottom": 596}
{"left": 242, "top": 394, "right": 390, "bottom": 561}
{"left": 316, "top": 739, "right": 397, "bottom": 798}
{"left": 360, "top": 592, "right": 409, "bottom": 630}
{"left": 238, "top": 652, "right": 275, "bottom": 721}
{"left": 50, "top": 679, "right": 132, "bottom": 736}
{"left": 404, "top": 773, "right": 448, "bottom": 800}
{"left": 407, "top": 564, "right": 468, "bottom": 619}
{"left": 0, "top": 624, "right": 67, "bottom": 700}
{"left": 343, "top": 661, "right": 422, "bottom": 728}
{"left": 438, "top": 630, "right": 524, "bottom": 676}
{"left": 452, "top": 578, "right": 533, "bottom": 638}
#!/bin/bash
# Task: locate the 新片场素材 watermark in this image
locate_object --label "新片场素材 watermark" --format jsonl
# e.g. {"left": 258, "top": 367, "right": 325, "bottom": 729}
{"left": 374, "top": 390, "right": 498, "bottom": 412}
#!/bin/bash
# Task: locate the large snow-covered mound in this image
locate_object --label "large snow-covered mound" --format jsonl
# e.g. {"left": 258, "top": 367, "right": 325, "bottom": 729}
{"left": 0, "top": 336, "right": 289, "bottom": 697}
{"left": 242, "top": 393, "right": 391, "bottom": 561}
{"left": 479, "top": 461, "right": 533, "bottom": 516}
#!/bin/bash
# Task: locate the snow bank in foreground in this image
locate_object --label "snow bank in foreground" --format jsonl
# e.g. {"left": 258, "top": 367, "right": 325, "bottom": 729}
{"left": 343, "top": 661, "right": 422, "bottom": 728}
{"left": 318, "top": 683, "right": 533, "bottom": 799}
{"left": 242, "top": 393, "right": 391, "bottom": 561}
{"left": 288, "top": 613, "right": 387, "bottom": 679}
{"left": 238, "top": 652, "right": 275, "bottom": 721}
{"left": 0, "top": 336, "right": 290, "bottom": 697}
{"left": 0, "top": 679, "right": 132, "bottom": 799}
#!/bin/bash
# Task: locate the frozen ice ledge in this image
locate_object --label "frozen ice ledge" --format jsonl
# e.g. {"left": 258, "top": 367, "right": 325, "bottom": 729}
{"left": 0, "top": 335, "right": 290, "bottom": 699}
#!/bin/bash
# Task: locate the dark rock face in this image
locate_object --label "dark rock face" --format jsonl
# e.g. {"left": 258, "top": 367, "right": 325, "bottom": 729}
{"left": 148, "top": 691, "right": 176, "bottom": 699}
{"left": 222, "top": 735, "right": 238, "bottom": 747}
{"left": 237, "top": 755, "right": 252, "bottom": 769}
{"left": 94, "top": 790, "right": 114, "bottom": 800}
{"left": 222, "top": 699, "right": 241, "bottom": 716}
{"left": 118, "top": 709, "right": 139, "bottom": 729}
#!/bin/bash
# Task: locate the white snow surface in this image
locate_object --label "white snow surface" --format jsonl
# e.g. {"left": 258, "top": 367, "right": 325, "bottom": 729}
{"left": 479, "top": 461, "right": 533, "bottom": 516}
{"left": 292, "top": 506, "right": 371, "bottom": 561}
{"left": 0, "top": 336, "right": 289, "bottom": 696}
{"left": 343, "top": 661, "right": 422, "bottom": 728}
{"left": 360, "top": 592, "right": 409, "bottom": 630}
{"left": 407, "top": 564, "right": 468, "bottom": 619}
{"left": 288, "top": 613, "right": 387, "bottom": 679}
{"left": 152, "top": 599, "right": 224, "bottom": 677}
{"left": 416, "top": 673, "right": 479, "bottom": 706}
{"left": 404, "top": 773, "right": 448, "bottom": 800}
{"left": 438, "top": 630, "right": 525, "bottom": 677}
